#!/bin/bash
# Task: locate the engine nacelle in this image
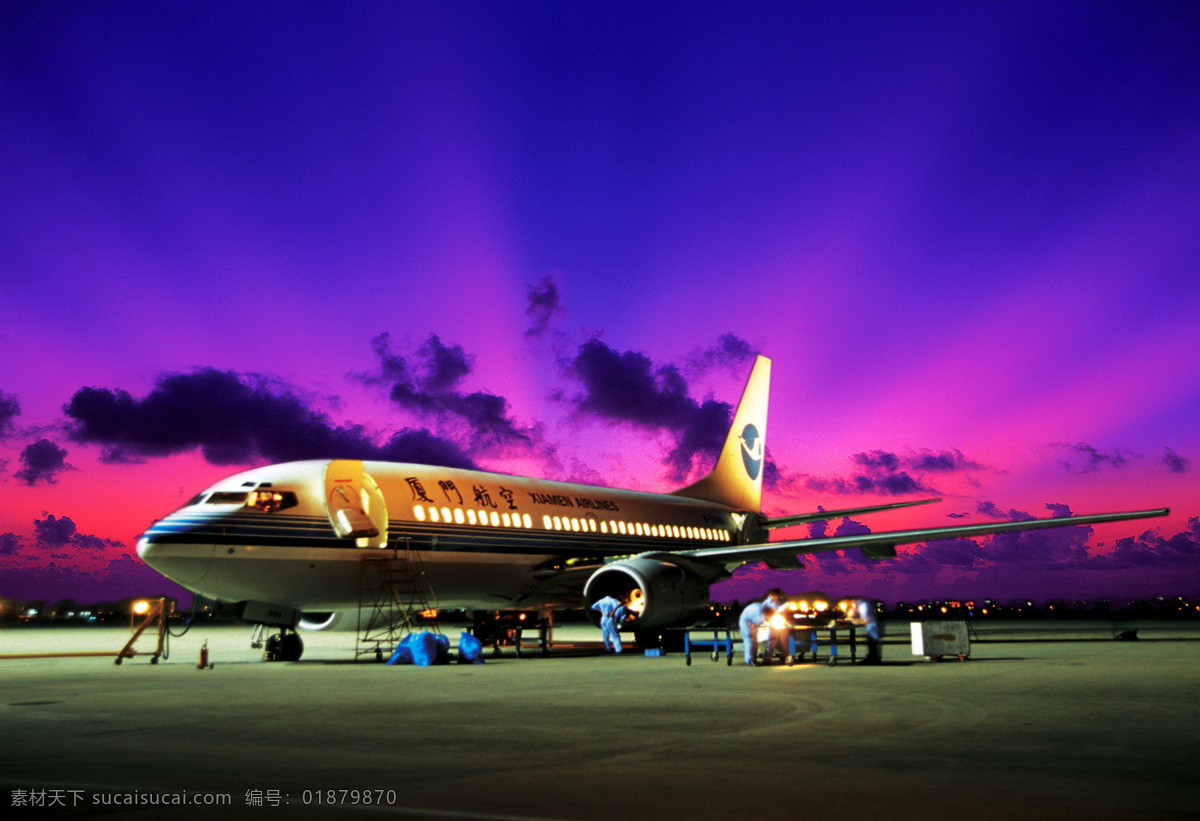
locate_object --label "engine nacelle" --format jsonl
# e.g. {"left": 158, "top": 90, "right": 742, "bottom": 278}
{"left": 583, "top": 557, "right": 711, "bottom": 629}
{"left": 297, "top": 611, "right": 349, "bottom": 631}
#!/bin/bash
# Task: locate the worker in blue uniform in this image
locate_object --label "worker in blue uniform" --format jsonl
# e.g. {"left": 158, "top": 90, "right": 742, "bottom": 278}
{"left": 591, "top": 595, "right": 627, "bottom": 654}
{"left": 849, "top": 598, "right": 883, "bottom": 664}
{"left": 739, "top": 588, "right": 786, "bottom": 665}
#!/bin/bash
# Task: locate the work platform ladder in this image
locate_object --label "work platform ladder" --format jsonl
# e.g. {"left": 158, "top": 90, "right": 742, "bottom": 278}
{"left": 356, "top": 543, "right": 439, "bottom": 662}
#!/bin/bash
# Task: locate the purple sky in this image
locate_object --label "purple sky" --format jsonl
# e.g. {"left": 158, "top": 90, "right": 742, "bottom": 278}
{"left": 2, "top": 3, "right": 1198, "bottom": 608}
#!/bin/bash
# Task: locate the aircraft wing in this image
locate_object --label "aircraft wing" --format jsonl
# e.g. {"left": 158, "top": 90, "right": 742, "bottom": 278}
{"left": 675, "top": 507, "right": 1170, "bottom": 568}
{"left": 759, "top": 498, "right": 941, "bottom": 530}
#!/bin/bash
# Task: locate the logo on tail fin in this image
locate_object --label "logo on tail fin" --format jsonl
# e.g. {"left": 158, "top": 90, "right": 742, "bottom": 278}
{"left": 739, "top": 424, "right": 763, "bottom": 481}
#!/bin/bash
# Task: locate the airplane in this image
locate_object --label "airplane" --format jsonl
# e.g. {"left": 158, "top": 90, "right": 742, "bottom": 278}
{"left": 137, "top": 356, "right": 1168, "bottom": 660}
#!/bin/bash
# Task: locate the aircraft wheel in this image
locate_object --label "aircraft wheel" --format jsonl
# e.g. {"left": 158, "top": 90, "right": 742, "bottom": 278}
{"left": 279, "top": 632, "right": 303, "bottom": 661}
{"left": 686, "top": 655, "right": 692, "bottom": 666}
{"left": 266, "top": 631, "right": 303, "bottom": 661}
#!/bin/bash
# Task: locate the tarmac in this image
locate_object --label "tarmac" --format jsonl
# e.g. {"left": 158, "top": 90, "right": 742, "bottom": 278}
{"left": 2, "top": 619, "right": 1199, "bottom": 820}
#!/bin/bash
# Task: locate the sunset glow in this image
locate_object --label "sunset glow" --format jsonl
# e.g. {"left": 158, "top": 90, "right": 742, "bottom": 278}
{"left": 2, "top": 3, "right": 1197, "bottom": 607}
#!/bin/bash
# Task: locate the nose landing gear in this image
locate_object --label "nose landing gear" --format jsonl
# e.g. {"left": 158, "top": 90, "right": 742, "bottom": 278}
{"left": 263, "top": 628, "right": 304, "bottom": 662}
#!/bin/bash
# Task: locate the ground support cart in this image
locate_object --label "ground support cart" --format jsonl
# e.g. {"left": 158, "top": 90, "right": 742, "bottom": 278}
{"left": 513, "top": 619, "right": 551, "bottom": 657}
{"left": 472, "top": 611, "right": 551, "bottom": 657}
{"left": 910, "top": 621, "right": 970, "bottom": 661}
{"left": 682, "top": 626, "right": 737, "bottom": 665}
{"left": 774, "top": 624, "right": 858, "bottom": 666}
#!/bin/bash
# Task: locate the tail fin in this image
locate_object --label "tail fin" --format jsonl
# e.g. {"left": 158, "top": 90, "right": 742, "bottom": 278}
{"left": 672, "top": 355, "right": 771, "bottom": 512}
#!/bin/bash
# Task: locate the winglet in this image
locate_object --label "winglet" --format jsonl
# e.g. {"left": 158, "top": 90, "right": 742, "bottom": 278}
{"left": 672, "top": 355, "right": 771, "bottom": 511}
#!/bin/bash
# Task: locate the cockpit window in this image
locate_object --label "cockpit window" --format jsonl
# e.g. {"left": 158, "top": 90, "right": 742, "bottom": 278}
{"left": 207, "top": 492, "right": 249, "bottom": 505}
{"left": 185, "top": 493, "right": 208, "bottom": 506}
{"left": 202, "top": 489, "right": 298, "bottom": 510}
{"left": 247, "top": 490, "right": 298, "bottom": 512}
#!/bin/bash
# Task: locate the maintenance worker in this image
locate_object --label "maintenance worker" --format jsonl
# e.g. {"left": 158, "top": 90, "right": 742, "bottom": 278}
{"left": 739, "top": 588, "right": 786, "bottom": 666}
{"left": 591, "top": 595, "right": 627, "bottom": 654}
{"left": 761, "top": 589, "right": 791, "bottom": 664}
{"left": 848, "top": 598, "right": 883, "bottom": 664}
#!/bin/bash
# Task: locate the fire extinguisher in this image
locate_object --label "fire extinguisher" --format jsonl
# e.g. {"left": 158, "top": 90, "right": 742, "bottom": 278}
{"left": 198, "top": 640, "right": 210, "bottom": 669}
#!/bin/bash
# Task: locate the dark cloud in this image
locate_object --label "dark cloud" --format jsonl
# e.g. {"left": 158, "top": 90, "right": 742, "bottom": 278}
{"left": 823, "top": 518, "right": 882, "bottom": 571}
{"left": 796, "top": 474, "right": 860, "bottom": 496}
{"left": 568, "top": 340, "right": 691, "bottom": 425}
{"left": 908, "top": 502, "right": 1196, "bottom": 577}
{"left": 362, "top": 334, "right": 536, "bottom": 457}
{"left": 1045, "top": 502, "right": 1073, "bottom": 519}
{"left": 850, "top": 451, "right": 936, "bottom": 496}
{"left": 721, "top": 512, "right": 1200, "bottom": 606}
{"left": 1163, "top": 447, "right": 1190, "bottom": 474}
{"left": 834, "top": 517, "right": 872, "bottom": 538}
{"left": 984, "top": 514, "right": 1092, "bottom": 565}
{"left": 786, "top": 447, "right": 984, "bottom": 500}
{"left": 15, "top": 439, "right": 72, "bottom": 485}
{"left": 4, "top": 553, "right": 189, "bottom": 605}
{"left": 415, "top": 334, "right": 472, "bottom": 392}
{"left": 811, "top": 503, "right": 1092, "bottom": 573}
{"left": 761, "top": 453, "right": 783, "bottom": 492}
{"left": 0, "top": 390, "right": 19, "bottom": 437}
{"left": 377, "top": 428, "right": 481, "bottom": 470}
{"left": 1054, "top": 442, "right": 1135, "bottom": 473}
{"left": 1107, "top": 517, "right": 1200, "bottom": 568}
{"left": 564, "top": 339, "right": 731, "bottom": 482}
{"left": 855, "top": 451, "right": 900, "bottom": 473}
{"left": 896, "top": 537, "right": 988, "bottom": 571}
{"left": 976, "top": 501, "right": 1006, "bottom": 519}
{"left": 908, "top": 449, "right": 983, "bottom": 472}
{"left": 524, "top": 274, "right": 565, "bottom": 338}
{"left": 65, "top": 367, "right": 476, "bottom": 469}
{"left": 0, "top": 532, "right": 21, "bottom": 556}
{"left": 33, "top": 513, "right": 77, "bottom": 548}
{"left": 685, "top": 334, "right": 759, "bottom": 377}
{"left": 32, "top": 513, "right": 124, "bottom": 555}
{"left": 664, "top": 399, "right": 735, "bottom": 481}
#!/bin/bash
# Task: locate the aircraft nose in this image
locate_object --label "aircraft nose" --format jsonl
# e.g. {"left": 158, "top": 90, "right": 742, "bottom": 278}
{"left": 137, "top": 518, "right": 215, "bottom": 590}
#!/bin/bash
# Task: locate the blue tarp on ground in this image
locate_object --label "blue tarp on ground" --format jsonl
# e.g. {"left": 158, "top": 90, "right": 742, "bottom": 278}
{"left": 386, "top": 631, "right": 450, "bottom": 666}
{"left": 458, "top": 630, "right": 484, "bottom": 664}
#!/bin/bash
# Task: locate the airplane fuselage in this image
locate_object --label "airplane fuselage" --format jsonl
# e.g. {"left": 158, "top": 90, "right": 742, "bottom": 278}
{"left": 137, "top": 459, "right": 743, "bottom": 615}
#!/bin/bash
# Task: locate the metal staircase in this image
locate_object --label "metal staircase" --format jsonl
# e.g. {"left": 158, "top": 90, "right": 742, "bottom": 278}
{"left": 356, "top": 542, "right": 439, "bottom": 662}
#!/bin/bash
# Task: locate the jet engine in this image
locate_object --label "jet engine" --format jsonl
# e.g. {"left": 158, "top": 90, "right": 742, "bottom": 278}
{"left": 583, "top": 557, "right": 711, "bottom": 629}
{"left": 297, "top": 611, "right": 350, "bottom": 631}
{"left": 299, "top": 608, "right": 416, "bottom": 632}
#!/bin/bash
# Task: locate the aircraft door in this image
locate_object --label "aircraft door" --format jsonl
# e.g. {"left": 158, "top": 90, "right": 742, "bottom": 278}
{"left": 324, "top": 460, "right": 388, "bottom": 548}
